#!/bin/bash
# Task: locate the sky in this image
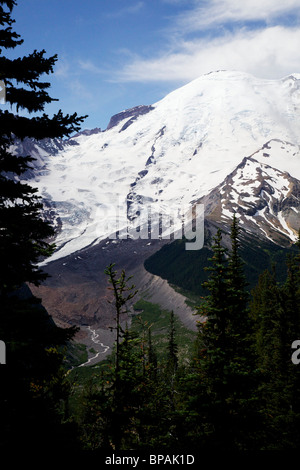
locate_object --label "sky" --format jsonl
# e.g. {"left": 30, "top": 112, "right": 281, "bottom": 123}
{"left": 5, "top": 0, "right": 300, "bottom": 131}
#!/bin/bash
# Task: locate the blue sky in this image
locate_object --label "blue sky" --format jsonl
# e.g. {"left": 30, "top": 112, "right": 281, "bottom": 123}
{"left": 6, "top": 0, "right": 300, "bottom": 130}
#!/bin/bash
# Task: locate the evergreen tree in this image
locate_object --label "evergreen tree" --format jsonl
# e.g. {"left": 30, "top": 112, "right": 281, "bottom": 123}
{"left": 227, "top": 213, "right": 250, "bottom": 335}
{"left": 195, "top": 223, "right": 260, "bottom": 450}
{"left": 79, "top": 267, "right": 172, "bottom": 452}
{"left": 167, "top": 310, "right": 178, "bottom": 373}
{"left": 250, "top": 267, "right": 284, "bottom": 379}
{"left": 104, "top": 263, "right": 138, "bottom": 376}
{"left": 250, "top": 231, "right": 300, "bottom": 449}
{"left": 0, "top": 1, "right": 85, "bottom": 451}
{"left": 283, "top": 230, "right": 300, "bottom": 345}
{"left": 0, "top": 1, "right": 86, "bottom": 296}
{"left": 109, "top": 326, "right": 145, "bottom": 450}
{"left": 283, "top": 230, "right": 300, "bottom": 448}
{"left": 102, "top": 264, "right": 139, "bottom": 450}
{"left": 197, "top": 228, "right": 229, "bottom": 353}
{"left": 78, "top": 373, "right": 112, "bottom": 451}
{"left": 147, "top": 326, "right": 158, "bottom": 378}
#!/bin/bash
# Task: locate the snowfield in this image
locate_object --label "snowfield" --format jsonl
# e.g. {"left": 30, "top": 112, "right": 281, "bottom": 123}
{"left": 26, "top": 70, "right": 300, "bottom": 263}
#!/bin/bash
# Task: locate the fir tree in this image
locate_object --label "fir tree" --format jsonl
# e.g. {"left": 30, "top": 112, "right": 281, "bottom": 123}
{"left": 250, "top": 231, "right": 300, "bottom": 449}
{"left": 197, "top": 228, "right": 229, "bottom": 352}
{"left": 195, "top": 223, "right": 260, "bottom": 450}
{"left": 104, "top": 263, "right": 138, "bottom": 376}
{"left": 0, "top": 1, "right": 85, "bottom": 451}
{"left": 227, "top": 213, "right": 250, "bottom": 336}
{"left": 147, "top": 326, "right": 158, "bottom": 378}
{"left": 0, "top": 1, "right": 86, "bottom": 296}
{"left": 283, "top": 230, "right": 300, "bottom": 345}
{"left": 103, "top": 264, "right": 139, "bottom": 450}
{"left": 284, "top": 230, "right": 300, "bottom": 448}
{"left": 167, "top": 310, "right": 178, "bottom": 372}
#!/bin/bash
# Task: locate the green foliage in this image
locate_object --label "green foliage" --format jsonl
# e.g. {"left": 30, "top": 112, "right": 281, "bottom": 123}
{"left": 249, "top": 231, "right": 300, "bottom": 449}
{"left": 64, "top": 342, "right": 89, "bottom": 369}
{"left": 167, "top": 310, "right": 178, "bottom": 372}
{"left": 104, "top": 263, "right": 138, "bottom": 376}
{"left": 132, "top": 299, "right": 196, "bottom": 363}
{"left": 193, "top": 221, "right": 260, "bottom": 450}
{"left": 70, "top": 224, "right": 300, "bottom": 452}
{"left": 144, "top": 238, "right": 213, "bottom": 295}
{"left": 144, "top": 226, "right": 297, "bottom": 296}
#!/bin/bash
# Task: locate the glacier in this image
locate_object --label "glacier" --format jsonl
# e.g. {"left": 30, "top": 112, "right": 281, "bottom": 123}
{"left": 26, "top": 70, "right": 300, "bottom": 264}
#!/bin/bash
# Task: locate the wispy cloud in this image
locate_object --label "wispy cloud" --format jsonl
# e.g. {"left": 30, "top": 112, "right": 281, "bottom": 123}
{"left": 105, "top": 1, "right": 145, "bottom": 19}
{"left": 69, "top": 78, "right": 93, "bottom": 100}
{"left": 78, "top": 59, "right": 103, "bottom": 74}
{"left": 54, "top": 58, "right": 94, "bottom": 101}
{"left": 173, "top": 0, "right": 300, "bottom": 31}
{"left": 116, "top": 26, "right": 300, "bottom": 82}
{"left": 114, "top": 0, "right": 300, "bottom": 82}
{"left": 54, "top": 59, "right": 71, "bottom": 79}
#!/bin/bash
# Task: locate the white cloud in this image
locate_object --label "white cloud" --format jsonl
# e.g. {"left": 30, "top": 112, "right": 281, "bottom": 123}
{"left": 126, "top": 1, "right": 145, "bottom": 14}
{"left": 174, "top": 0, "right": 300, "bottom": 31}
{"left": 116, "top": 26, "right": 300, "bottom": 82}
{"left": 54, "top": 60, "right": 71, "bottom": 79}
{"left": 112, "top": 0, "right": 300, "bottom": 83}
{"left": 69, "top": 78, "right": 93, "bottom": 100}
{"left": 53, "top": 58, "right": 94, "bottom": 101}
{"left": 105, "top": 1, "right": 145, "bottom": 19}
{"left": 78, "top": 60, "right": 103, "bottom": 74}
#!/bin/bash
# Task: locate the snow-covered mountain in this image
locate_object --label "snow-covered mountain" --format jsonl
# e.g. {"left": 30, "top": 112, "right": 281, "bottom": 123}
{"left": 25, "top": 70, "right": 300, "bottom": 265}
{"left": 18, "top": 69, "right": 300, "bottom": 340}
{"left": 200, "top": 141, "right": 300, "bottom": 245}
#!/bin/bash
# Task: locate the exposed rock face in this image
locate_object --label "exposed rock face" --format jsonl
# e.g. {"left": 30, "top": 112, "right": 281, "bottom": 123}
{"left": 69, "top": 127, "right": 102, "bottom": 139}
{"left": 199, "top": 150, "right": 300, "bottom": 246}
{"left": 106, "top": 105, "right": 154, "bottom": 131}
{"left": 9, "top": 136, "right": 75, "bottom": 179}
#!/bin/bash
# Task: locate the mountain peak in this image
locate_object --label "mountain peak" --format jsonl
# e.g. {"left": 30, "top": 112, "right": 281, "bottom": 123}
{"left": 24, "top": 70, "right": 300, "bottom": 263}
{"left": 106, "top": 105, "right": 154, "bottom": 131}
{"left": 202, "top": 152, "right": 300, "bottom": 245}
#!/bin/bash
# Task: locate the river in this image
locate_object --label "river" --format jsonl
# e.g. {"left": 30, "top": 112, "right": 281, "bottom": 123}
{"left": 78, "top": 326, "right": 110, "bottom": 367}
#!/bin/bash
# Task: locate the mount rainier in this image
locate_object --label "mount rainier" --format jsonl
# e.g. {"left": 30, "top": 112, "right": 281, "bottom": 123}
{"left": 21, "top": 70, "right": 300, "bottom": 339}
